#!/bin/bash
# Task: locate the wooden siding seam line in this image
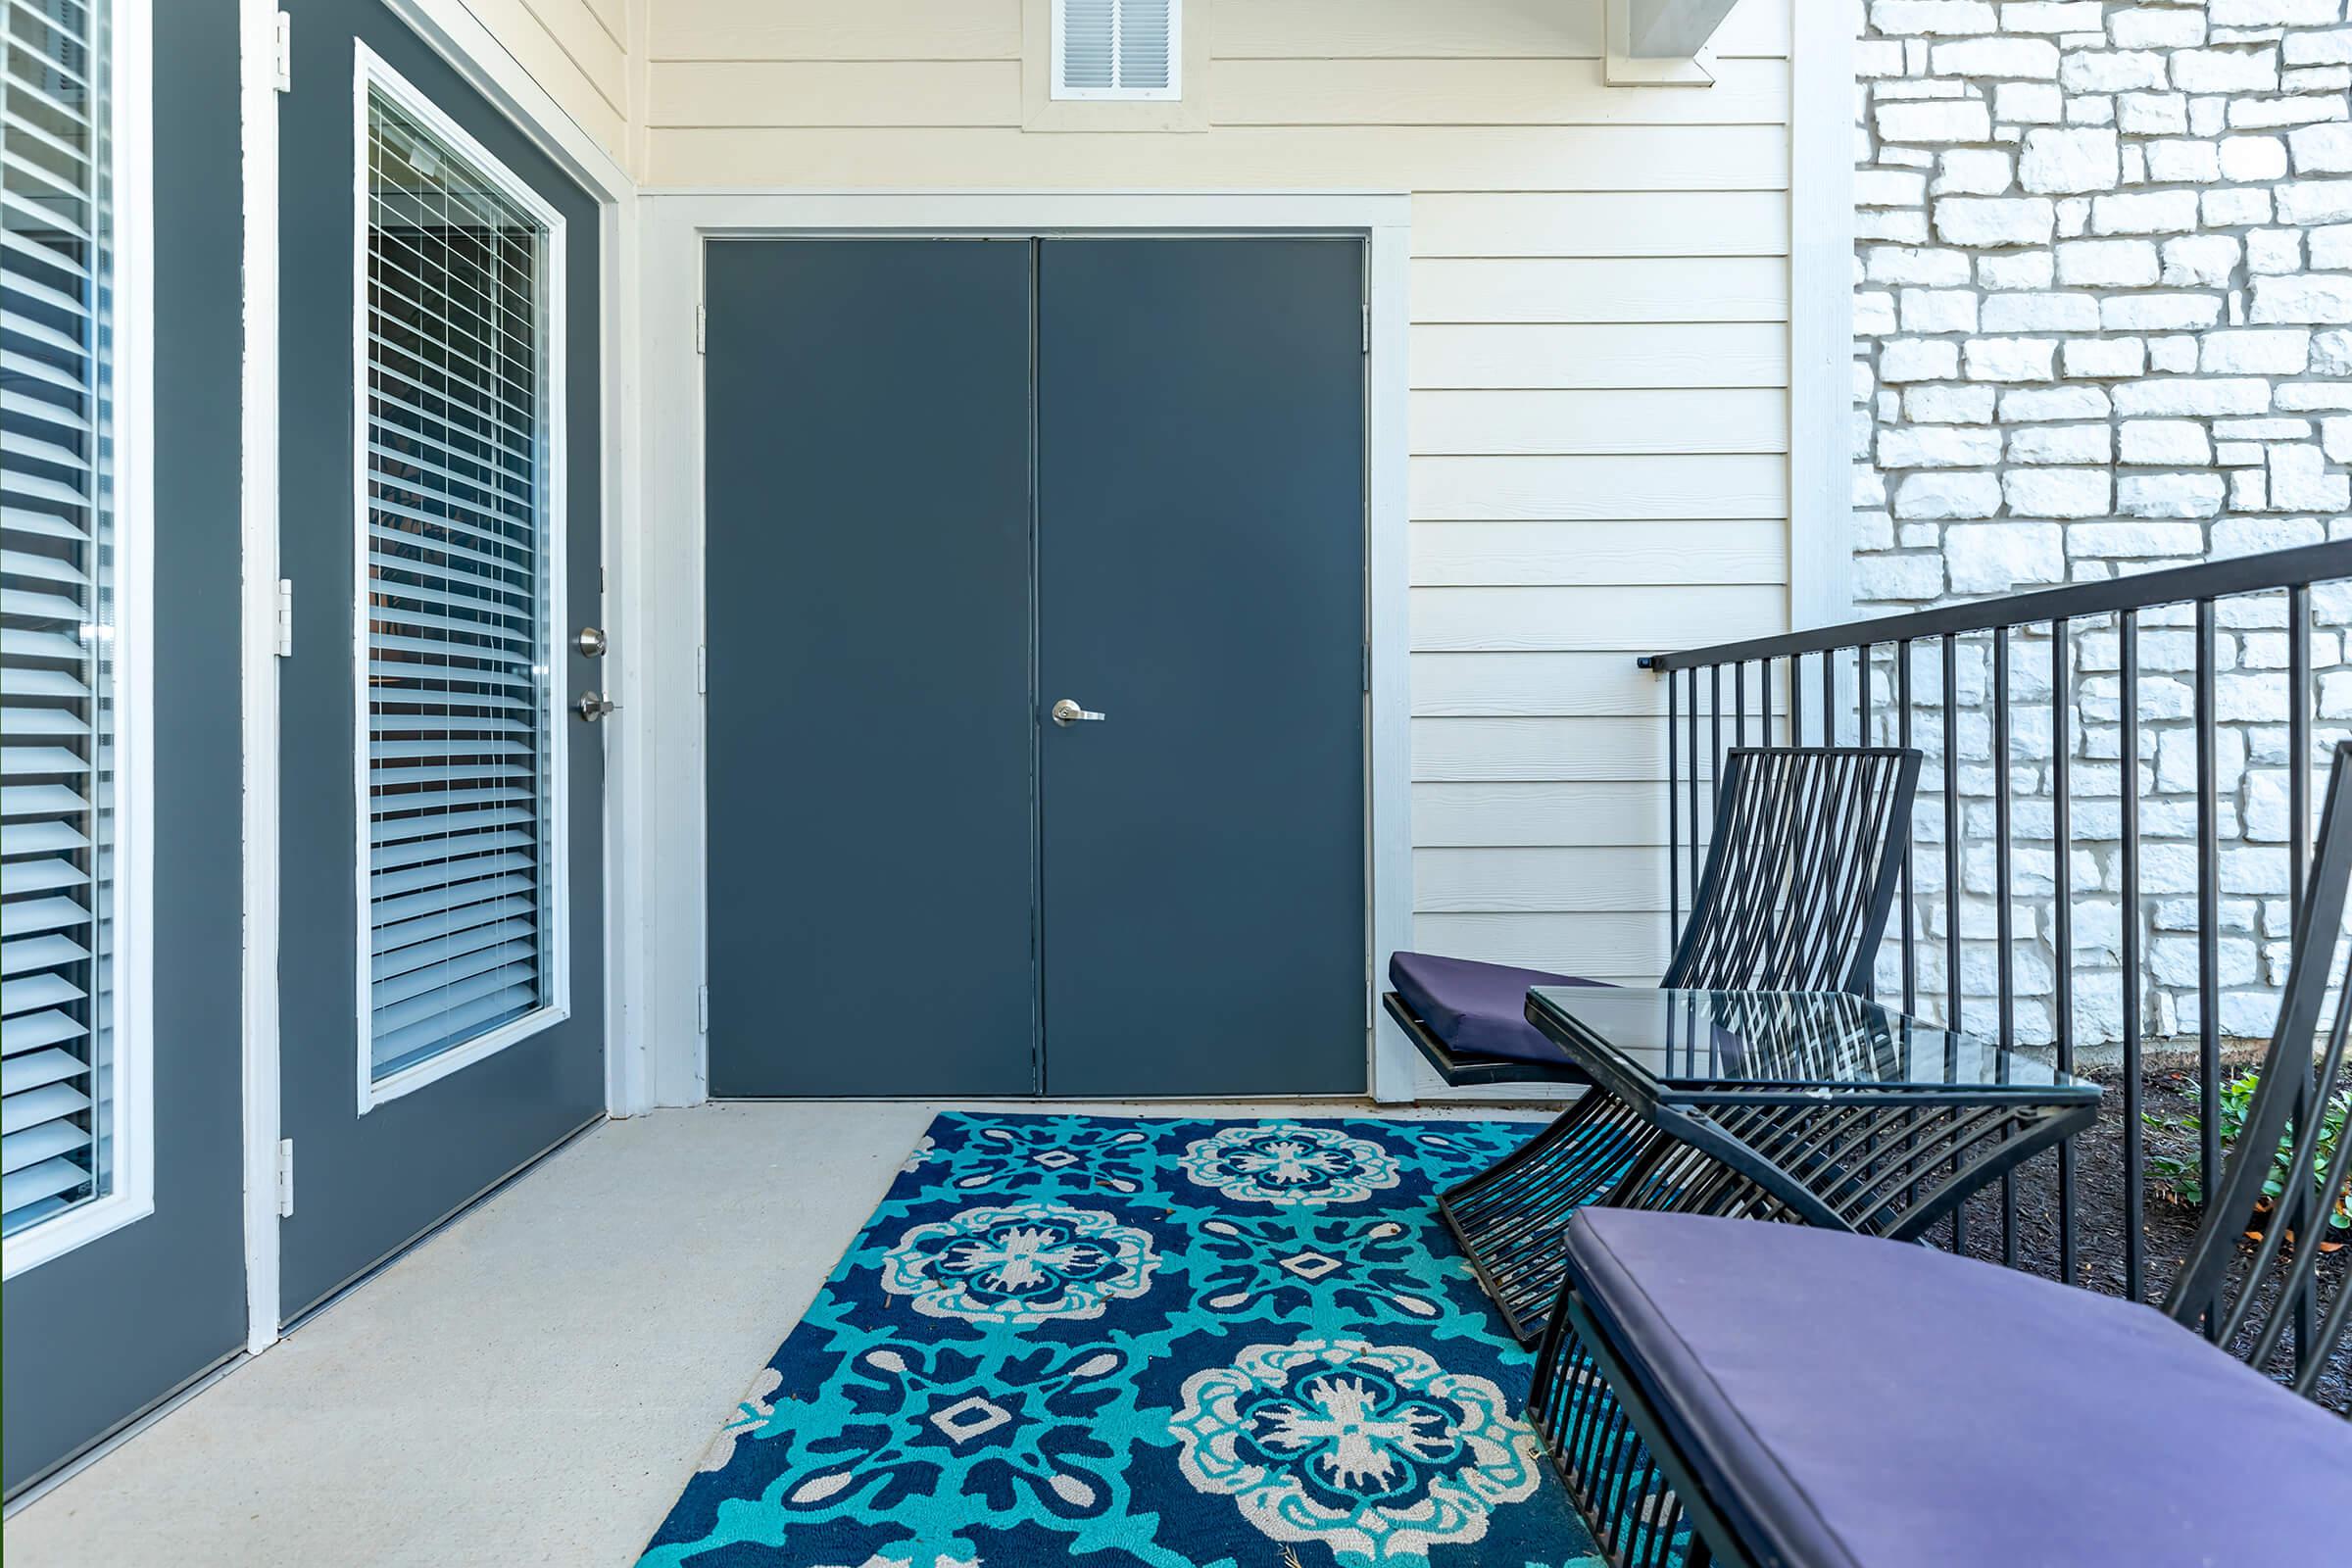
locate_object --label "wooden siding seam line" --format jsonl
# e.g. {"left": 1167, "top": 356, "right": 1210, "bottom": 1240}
{"left": 514, "top": 0, "right": 630, "bottom": 118}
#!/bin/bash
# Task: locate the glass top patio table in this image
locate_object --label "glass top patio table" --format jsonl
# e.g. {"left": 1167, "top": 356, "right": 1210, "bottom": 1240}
{"left": 1523, "top": 987, "right": 2100, "bottom": 1110}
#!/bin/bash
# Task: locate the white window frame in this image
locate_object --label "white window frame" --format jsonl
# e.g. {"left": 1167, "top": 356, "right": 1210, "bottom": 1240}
{"left": 4, "top": 0, "right": 157, "bottom": 1281}
{"left": 350, "top": 43, "right": 570, "bottom": 1114}
{"left": 1051, "top": 0, "right": 1182, "bottom": 102}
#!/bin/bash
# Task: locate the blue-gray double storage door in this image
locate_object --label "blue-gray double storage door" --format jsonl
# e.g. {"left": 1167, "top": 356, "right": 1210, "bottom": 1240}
{"left": 705, "top": 238, "right": 1367, "bottom": 1098}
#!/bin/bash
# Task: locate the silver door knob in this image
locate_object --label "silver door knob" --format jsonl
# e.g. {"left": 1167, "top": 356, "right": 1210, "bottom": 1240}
{"left": 576, "top": 626, "right": 608, "bottom": 657}
{"left": 575, "top": 691, "right": 618, "bottom": 721}
{"left": 1052, "top": 698, "right": 1106, "bottom": 725}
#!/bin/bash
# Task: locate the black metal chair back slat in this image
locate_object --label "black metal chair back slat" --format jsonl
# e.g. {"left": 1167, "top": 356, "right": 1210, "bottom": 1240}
{"left": 1664, "top": 749, "right": 1921, "bottom": 996}
{"left": 2167, "top": 738, "right": 2352, "bottom": 1395}
{"left": 1437, "top": 746, "right": 1923, "bottom": 1345}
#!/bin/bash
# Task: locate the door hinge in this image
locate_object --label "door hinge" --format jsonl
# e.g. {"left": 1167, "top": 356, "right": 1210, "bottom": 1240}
{"left": 274, "top": 578, "right": 294, "bottom": 657}
{"left": 273, "top": 12, "right": 292, "bottom": 92}
{"left": 697, "top": 644, "right": 708, "bottom": 694}
{"left": 275, "top": 1138, "right": 295, "bottom": 1217}
{"left": 695, "top": 304, "right": 707, "bottom": 355}
{"left": 1360, "top": 303, "right": 1370, "bottom": 354}
{"left": 697, "top": 984, "right": 710, "bottom": 1034}
{"left": 1362, "top": 644, "right": 1371, "bottom": 692}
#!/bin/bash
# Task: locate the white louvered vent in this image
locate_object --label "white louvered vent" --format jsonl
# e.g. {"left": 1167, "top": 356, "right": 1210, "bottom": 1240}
{"left": 362, "top": 81, "right": 559, "bottom": 1085}
{"left": 4, "top": 0, "right": 116, "bottom": 1236}
{"left": 1054, "top": 0, "right": 1179, "bottom": 100}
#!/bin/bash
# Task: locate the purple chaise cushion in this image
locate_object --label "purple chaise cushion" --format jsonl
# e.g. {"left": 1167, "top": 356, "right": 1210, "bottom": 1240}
{"left": 1387, "top": 950, "right": 1608, "bottom": 1065}
{"left": 1563, "top": 1208, "right": 2352, "bottom": 1568}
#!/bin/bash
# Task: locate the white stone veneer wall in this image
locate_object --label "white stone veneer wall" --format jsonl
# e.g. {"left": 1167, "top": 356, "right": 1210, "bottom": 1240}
{"left": 1850, "top": 0, "right": 2352, "bottom": 1051}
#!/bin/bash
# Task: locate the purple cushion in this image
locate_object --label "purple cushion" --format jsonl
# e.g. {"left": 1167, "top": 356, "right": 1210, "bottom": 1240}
{"left": 1564, "top": 1209, "right": 2352, "bottom": 1568}
{"left": 1387, "top": 950, "right": 1608, "bottom": 1066}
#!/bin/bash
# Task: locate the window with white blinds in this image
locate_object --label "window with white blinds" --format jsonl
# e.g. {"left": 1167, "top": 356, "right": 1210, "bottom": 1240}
{"left": 360, "top": 68, "right": 564, "bottom": 1093}
{"left": 1053, "top": 0, "right": 1179, "bottom": 100}
{"left": 3, "top": 0, "right": 127, "bottom": 1242}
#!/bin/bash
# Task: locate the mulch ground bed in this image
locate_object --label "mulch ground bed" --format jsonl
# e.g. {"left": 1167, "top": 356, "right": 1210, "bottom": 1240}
{"left": 1942, "top": 1059, "right": 2348, "bottom": 1410}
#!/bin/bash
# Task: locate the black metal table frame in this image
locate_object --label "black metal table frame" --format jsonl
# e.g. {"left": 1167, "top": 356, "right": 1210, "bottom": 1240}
{"left": 1422, "top": 992, "right": 2101, "bottom": 1345}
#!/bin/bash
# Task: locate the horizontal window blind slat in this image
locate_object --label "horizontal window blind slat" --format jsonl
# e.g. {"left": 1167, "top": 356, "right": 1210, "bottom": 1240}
{"left": 0, "top": 628, "right": 86, "bottom": 662}
{"left": 368, "top": 870, "right": 533, "bottom": 931}
{"left": 1, "top": 1008, "right": 88, "bottom": 1054}
{"left": 371, "top": 827, "right": 532, "bottom": 873}
{"left": 368, "top": 762, "right": 531, "bottom": 788}
{"left": 0, "top": 856, "right": 90, "bottom": 896}
{"left": 0, "top": 933, "right": 89, "bottom": 976}
{"left": 2, "top": 1080, "right": 90, "bottom": 1140}
{"left": 2, "top": 1153, "right": 93, "bottom": 1214}
{"left": 2, "top": 1047, "right": 88, "bottom": 1097}
{"left": 371, "top": 805, "right": 533, "bottom": 846}
{"left": 370, "top": 981, "right": 535, "bottom": 1070}
{"left": 1, "top": 1119, "right": 89, "bottom": 1177}
{"left": 372, "top": 915, "right": 532, "bottom": 985}
{"left": 368, "top": 849, "right": 534, "bottom": 900}
{"left": 0, "top": 896, "right": 90, "bottom": 939}
{"left": 371, "top": 892, "right": 537, "bottom": 958}
{"left": 370, "top": 738, "right": 531, "bottom": 761}
{"left": 1, "top": 972, "right": 82, "bottom": 1016}
{"left": 0, "top": 783, "right": 92, "bottom": 817}
{"left": 2, "top": 705, "right": 92, "bottom": 736}
{"left": 372, "top": 939, "right": 535, "bottom": 1010}
{"left": 0, "top": 818, "right": 88, "bottom": 854}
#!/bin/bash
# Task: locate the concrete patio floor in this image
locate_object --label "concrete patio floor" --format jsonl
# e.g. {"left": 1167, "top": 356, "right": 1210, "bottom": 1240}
{"left": 5, "top": 1099, "right": 1544, "bottom": 1566}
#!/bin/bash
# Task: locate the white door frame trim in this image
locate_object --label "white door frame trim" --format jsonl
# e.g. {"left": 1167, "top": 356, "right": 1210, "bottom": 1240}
{"left": 238, "top": 0, "right": 638, "bottom": 1357}
{"left": 636, "top": 190, "right": 1417, "bottom": 1106}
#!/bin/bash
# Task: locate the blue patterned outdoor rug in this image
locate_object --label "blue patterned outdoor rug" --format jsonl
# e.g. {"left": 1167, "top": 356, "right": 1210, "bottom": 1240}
{"left": 640, "top": 1113, "right": 1600, "bottom": 1568}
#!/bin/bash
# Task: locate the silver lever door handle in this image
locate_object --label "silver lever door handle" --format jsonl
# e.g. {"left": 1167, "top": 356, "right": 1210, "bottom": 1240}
{"left": 1051, "top": 698, "right": 1106, "bottom": 725}
{"left": 575, "top": 691, "right": 619, "bottom": 721}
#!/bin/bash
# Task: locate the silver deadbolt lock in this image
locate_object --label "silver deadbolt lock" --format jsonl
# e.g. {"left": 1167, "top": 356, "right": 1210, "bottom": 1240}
{"left": 1052, "top": 698, "right": 1106, "bottom": 725}
{"left": 574, "top": 691, "right": 618, "bottom": 722}
{"left": 576, "top": 626, "right": 608, "bottom": 657}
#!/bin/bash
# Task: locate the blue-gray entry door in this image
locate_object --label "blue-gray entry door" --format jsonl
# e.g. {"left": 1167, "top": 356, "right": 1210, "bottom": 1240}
{"left": 2, "top": 0, "right": 250, "bottom": 1494}
{"left": 703, "top": 240, "right": 1040, "bottom": 1098}
{"left": 1037, "top": 239, "right": 1367, "bottom": 1097}
{"left": 702, "top": 237, "right": 1365, "bottom": 1099}
{"left": 274, "top": 0, "right": 607, "bottom": 1318}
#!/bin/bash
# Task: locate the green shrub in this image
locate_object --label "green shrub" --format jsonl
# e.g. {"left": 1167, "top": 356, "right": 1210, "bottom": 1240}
{"left": 2143, "top": 1070, "right": 2350, "bottom": 1236}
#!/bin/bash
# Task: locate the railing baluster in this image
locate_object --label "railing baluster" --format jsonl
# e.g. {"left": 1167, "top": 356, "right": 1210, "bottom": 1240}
{"left": 1669, "top": 666, "right": 1682, "bottom": 940}
{"left": 1856, "top": 643, "right": 1871, "bottom": 750}
{"left": 1712, "top": 663, "right": 1724, "bottom": 801}
{"left": 2051, "top": 617, "right": 2076, "bottom": 1286}
{"left": 1822, "top": 644, "right": 1837, "bottom": 745}
{"left": 2193, "top": 597, "right": 2221, "bottom": 1318}
{"left": 1736, "top": 660, "right": 1748, "bottom": 750}
{"left": 2122, "top": 610, "right": 2145, "bottom": 1303}
{"left": 2290, "top": 585, "right": 2313, "bottom": 924}
{"left": 1942, "top": 633, "right": 1966, "bottom": 1255}
{"left": 1994, "top": 625, "right": 2018, "bottom": 1267}
{"left": 1688, "top": 666, "right": 1702, "bottom": 897}
{"left": 2286, "top": 584, "right": 2314, "bottom": 1362}
{"left": 1898, "top": 640, "right": 1916, "bottom": 1016}
{"left": 1788, "top": 652, "right": 1803, "bottom": 748}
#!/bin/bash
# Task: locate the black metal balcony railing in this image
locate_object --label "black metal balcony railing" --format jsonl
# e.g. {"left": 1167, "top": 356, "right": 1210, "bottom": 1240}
{"left": 1641, "top": 541, "right": 2352, "bottom": 1307}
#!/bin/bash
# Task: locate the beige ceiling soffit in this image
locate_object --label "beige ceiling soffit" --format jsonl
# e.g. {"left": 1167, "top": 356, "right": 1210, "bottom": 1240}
{"left": 1606, "top": 0, "right": 1741, "bottom": 87}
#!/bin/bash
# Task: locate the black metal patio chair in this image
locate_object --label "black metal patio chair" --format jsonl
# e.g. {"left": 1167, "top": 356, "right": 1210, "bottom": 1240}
{"left": 1526, "top": 742, "right": 2352, "bottom": 1568}
{"left": 1384, "top": 746, "right": 1922, "bottom": 1339}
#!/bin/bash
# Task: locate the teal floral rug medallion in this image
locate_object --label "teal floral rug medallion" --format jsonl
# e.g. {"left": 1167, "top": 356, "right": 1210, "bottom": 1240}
{"left": 639, "top": 1113, "right": 1601, "bottom": 1568}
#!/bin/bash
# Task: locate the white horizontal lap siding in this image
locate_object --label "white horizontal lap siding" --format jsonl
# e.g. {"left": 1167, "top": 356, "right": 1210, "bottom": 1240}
{"left": 643, "top": 0, "right": 1795, "bottom": 1100}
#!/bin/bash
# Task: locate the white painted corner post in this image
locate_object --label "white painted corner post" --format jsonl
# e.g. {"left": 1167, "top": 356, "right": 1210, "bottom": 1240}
{"left": 1788, "top": 0, "right": 1859, "bottom": 632}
